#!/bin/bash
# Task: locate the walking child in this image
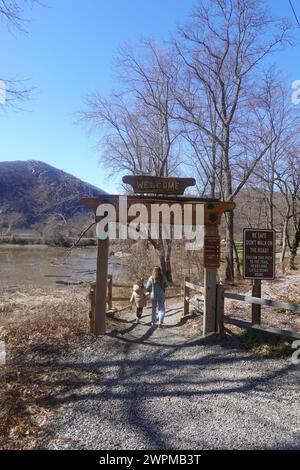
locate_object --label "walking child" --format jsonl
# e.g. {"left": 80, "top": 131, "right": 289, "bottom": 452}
{"left": 130, "top": 278, "right": 147, "bottom": 324}
{"left": 146, "top": 266, "right": 169, "bottom": 327}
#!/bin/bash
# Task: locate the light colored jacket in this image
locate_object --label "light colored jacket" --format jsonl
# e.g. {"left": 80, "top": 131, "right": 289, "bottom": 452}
{"left": 146, "top": 275, "right": 168, "bottom": 302}
{"left": 130, "top": 284, "right": 147, "bottom": 308}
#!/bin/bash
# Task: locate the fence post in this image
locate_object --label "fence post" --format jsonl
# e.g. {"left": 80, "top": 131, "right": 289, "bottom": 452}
{"left": 95, "top": 237, "right": 109, "bottom": 335}
{"left": 203, "top": 267, "right": 217, "bottom": 335}
{"left": 88, "top": 282, "right": 96, "bottom": 333}
{"left": 184, "top": 276, "right": 190, "bottom": 316}
{"left": 107, "top": 275, "right": 113, "bottom": 310}
{"left": 216, "top": 284, "right": 225, "bottom": 333}
{"left": 252, "top": 279, "right": 261, "bottom": 325}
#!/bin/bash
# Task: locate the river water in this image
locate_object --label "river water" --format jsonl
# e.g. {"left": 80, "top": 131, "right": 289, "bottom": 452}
{"left": 0, "top": 245, "right": 124, "bottom": 289}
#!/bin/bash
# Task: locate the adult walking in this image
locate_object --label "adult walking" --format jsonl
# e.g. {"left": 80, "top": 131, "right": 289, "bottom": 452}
{"left": 146, "top": 266, "right": 169, "bottom": 327}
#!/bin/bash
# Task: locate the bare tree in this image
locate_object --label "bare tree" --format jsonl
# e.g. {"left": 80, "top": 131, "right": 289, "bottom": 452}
{"left": 253, "top": 70, "right": 299, "bottom": 226}
{"left": 3, "top": 211, "right": 26, "bottom": 235}
{"left": 81, "top": 41, "right": 182, "bottom": 282}
{"left": 0, "top": 0, "right": 39, "bottom": 107}
{"left": 0, "top": 0, "right": 39, "bottom": 30}
{"left": 275, "top": 151, "right": 300, "bottom": 270}
{"left": 173, "top": 0, "right": 292, "bottom": 281}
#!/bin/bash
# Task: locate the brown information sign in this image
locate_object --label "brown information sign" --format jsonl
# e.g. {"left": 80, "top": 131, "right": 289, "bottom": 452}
{"left": 204, "top": 236, "right": 221, "bottom": 268}
{"left": 243, "top": 229, "right": 276, "bottom": 280}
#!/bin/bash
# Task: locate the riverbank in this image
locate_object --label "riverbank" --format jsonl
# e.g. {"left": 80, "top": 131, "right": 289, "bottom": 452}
{"left": 0, "top": 236, "right": 96, "bottom": 247}
{"left": 0, "top": 245, "right": 126, "bottom": 290}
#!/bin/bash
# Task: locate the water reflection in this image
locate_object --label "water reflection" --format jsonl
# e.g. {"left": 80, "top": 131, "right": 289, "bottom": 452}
{"left": 0, "top": 246, "right": 123, "bottom": 288}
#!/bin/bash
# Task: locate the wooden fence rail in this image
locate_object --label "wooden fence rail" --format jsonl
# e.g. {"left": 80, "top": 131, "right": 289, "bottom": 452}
{"left": 88, "top": 276, "right": 183, "bottom": 332}
{"left": 184, "top": 276, "right": 204, "bottom": 317}
{"left": 220, "top": 286, "right": 300, "bottom": 340}
{"left": 183, "top": 279, "right": 300, "bottom": 339}
{"left": 224, "top": 292, "right": 300, "bottom": 314}
{"left": 223, "top": 316, "right": 300, "bottom": 340}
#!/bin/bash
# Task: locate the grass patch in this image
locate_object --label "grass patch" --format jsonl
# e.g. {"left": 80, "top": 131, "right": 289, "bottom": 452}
{"left": 234, "top": 328, "right": 293, "bottom": 359}
{"left": 0, "top": 286, "right": 103, "bottom": 450}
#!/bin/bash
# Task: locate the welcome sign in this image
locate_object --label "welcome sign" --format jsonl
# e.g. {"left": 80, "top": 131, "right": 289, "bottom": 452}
{"left": 123, "top": 175, "right": 196, "bottom": 195}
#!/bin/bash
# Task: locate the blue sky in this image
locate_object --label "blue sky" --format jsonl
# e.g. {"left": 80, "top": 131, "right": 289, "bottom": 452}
{"left": 1, "top": 0, "right": 300, "bottom": 193}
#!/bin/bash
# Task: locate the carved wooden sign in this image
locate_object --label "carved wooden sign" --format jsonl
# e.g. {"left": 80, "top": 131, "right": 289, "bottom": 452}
{"left": 80, "top": 195, "right": 235, "bottom": 226}
{"left": 122, "top": 175, "right": 196, "bottom": 195}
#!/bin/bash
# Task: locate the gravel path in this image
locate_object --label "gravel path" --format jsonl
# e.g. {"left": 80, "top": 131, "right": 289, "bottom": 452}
{"left": 41, "top": 305, "right": 300, "bottom": 450}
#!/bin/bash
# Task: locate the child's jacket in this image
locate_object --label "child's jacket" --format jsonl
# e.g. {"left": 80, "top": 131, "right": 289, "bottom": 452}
{"left": 130, "top": 285, "right": 147, "bottom": 308}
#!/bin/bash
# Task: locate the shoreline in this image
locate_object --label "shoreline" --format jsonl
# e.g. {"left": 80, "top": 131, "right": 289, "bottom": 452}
{"left": 0, "top": 236, "right": 97, "bottom": 248}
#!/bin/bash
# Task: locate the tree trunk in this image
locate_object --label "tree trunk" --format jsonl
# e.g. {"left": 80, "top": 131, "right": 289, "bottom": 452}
{"left": 233, "top": 239, "right": 242, "bottom": 279}
{"left": 289, "top": 225, "right": 300, "bottom": 270}
{"left": 157, "top": 240, "right": 173, "bottom": 284}
{"left": 280, "top": 220, "right": 288, "bottom": 273}
{"left": 225, "top": 211, "right": 234, "bottom": 282}
{"left": 150, "top": 238, "right": 173, "bottom": 284}
{"left": 222, "top": 126, "right": 235, "bottom": 282}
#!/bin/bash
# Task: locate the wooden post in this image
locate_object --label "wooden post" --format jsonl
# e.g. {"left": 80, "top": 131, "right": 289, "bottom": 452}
{"left": 107, "top": 275, "right": 113, "bottom": 310}
{"left": 216, "top": 284, "right": 225, "bottom": 333}
{"left": 95, "top": 237, "right": 109, "bottom": 335}
{"left": 184, "top": 276, "right": 190, "bottom": 316}
{"left": 88, "top": 282, "right": 96, "bottom": 333}
{"left": 252, "top": 279, "right": 261, "bottom": 325}
{"left": 203, "top": 268, "right": 217, "bottom": 335}
{"left": 203, "top": 226, "right": 219, "bottom": 336}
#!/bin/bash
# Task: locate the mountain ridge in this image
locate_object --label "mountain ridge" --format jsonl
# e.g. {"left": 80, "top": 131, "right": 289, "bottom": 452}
{"left": 0, "top": 160, "right": 105, "bottom": 226}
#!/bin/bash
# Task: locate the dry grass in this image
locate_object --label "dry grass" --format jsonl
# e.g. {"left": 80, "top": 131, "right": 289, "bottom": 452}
{"left": 0, "top": 286, "right": 93, "bottom": 450}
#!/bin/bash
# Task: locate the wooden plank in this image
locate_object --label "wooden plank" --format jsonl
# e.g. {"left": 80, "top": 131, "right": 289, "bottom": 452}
{"left": 216, "top": 284, "right": 225, "bottom": 333}
{"left": 252, "top": 279, "right": 261, "bottom": 325}
{"left": 203, "top": 267, "right": 217, "bottom": 335}
{"left": 185, "top": 281, "right": 204, "bottom": 293}
{"left": 112, "top": 294, "right": 182, "bottom": 302}
{"left": 122, "top": 175, "right": 196, "bottom": 195}
{"left": 224, "top": 292, "right": 300, "bottom": 313}
{"left": 87, "top": 284, "right": 96, "bottom": 333}
{"left": 110, "top": 282, "right": 133, "bottom": 288}
{"left": 186, "top": 295, "right": 204, "bottom": 302}
{"left": 107, "top": 275, "right": 113, "bottom": 310}
{"left": 203, "top": 224, "right": 219, "bottom": 335}
{"left": 94, "top": 238, "right": 109, "bottom": 335}
{"left": 81, "top": 194, "right": 219, "bottom": 208}
{"left": 187, "top": 298, "right": 204, "bottom": 311}
{"left": 80, "top": 196, "right": 235, "bottom": 226}
{"left": 184, "top": 276, "right": 190, "bottom": 316}
{"left": 223, "top": 316, "right": 300, "bottom": 340}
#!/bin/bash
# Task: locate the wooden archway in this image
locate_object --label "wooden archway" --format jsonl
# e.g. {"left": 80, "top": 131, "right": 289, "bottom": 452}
{"left": 81, "top": 176, "right": 235, "bottom": 335}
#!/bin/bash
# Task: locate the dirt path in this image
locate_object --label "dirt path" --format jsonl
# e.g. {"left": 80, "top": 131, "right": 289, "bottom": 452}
{"left": 40, "top": 304, "right": 300, "bottom": 450}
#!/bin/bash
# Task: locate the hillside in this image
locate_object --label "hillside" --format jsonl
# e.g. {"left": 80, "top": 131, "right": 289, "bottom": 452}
{"left": 0, "top": 160, "right": 105, "bottom": 226}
